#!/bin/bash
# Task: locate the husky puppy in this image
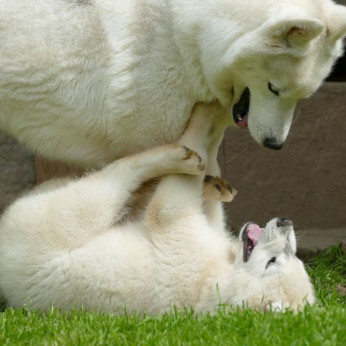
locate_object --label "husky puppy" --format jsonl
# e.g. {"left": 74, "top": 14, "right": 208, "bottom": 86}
{"left": 0, "top": 0, "right": 346, "bottom": 167}
{"left": 0, "top": 103, "right": 314, "bottom": 313}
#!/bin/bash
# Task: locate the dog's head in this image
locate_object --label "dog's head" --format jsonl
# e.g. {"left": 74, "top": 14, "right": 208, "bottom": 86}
{"left": 228, "top": 218, "right": 315, "bottom": 311}
{"left": 200, "top": 1, "right": 346, "bottom": 149}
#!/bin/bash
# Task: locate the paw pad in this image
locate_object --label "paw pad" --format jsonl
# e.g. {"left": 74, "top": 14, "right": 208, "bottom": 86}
{"left": 203, "top": 176, "right": 237, "bottom": 202}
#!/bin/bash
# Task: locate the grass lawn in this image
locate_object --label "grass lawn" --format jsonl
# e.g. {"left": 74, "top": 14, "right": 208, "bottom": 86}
{"left": 0, "top": 244, "right": 345, "bottom": 345}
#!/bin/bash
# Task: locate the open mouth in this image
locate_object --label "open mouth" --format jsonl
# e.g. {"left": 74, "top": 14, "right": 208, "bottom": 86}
{"left": 242, "top": 223, "right": 263, "bottom": 262}
{"left": 233, "top": 87, "right": 250, "bottom": 128}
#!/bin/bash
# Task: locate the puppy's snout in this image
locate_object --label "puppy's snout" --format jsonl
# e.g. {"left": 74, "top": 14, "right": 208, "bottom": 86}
{"left": 276, "top": 218, "right": 293, "bottom": 228}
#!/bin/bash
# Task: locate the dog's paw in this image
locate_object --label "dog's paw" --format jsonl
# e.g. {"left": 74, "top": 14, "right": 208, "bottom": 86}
{"left": 203, "top": 175, "right": 237, "bottom": 202}
{"left": 172, "top": 146, "right": 206, "bottom": 174}
{"left": 183, "top": 146, "right": 206, "bottom": 172}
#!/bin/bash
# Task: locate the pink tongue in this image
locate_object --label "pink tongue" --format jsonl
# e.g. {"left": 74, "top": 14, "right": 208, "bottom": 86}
{"left": 236, "top": 114, "right": 248, "bottom": 128}
{"left": 247, "top": 224, "right": 263, "bottom": 245}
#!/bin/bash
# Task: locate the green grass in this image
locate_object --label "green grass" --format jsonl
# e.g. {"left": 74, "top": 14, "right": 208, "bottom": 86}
{"left": 0, "top": 245, "right": 345, "bottom": 345}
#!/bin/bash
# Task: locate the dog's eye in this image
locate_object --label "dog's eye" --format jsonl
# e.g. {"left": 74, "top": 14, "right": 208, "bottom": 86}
{"left": 265, "top": 257, "right": 276, "bottom": 269}
{"left": 268, "top": 82, "right": 280, "bottom": 96}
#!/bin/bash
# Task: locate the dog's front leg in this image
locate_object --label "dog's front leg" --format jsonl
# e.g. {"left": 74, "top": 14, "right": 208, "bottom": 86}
{"left": 202, "top": 105, "right": 233, "bottom": 235}
{"left": 144, "top": 102, "right": 222, "bottom": 237}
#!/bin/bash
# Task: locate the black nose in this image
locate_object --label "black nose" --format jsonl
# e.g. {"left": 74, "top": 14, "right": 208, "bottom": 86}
{"left": 277, "top": 218, "right": 293, "bottom": 227}
{"left": 263, "top": 137, "right": 283, "bottom": 150}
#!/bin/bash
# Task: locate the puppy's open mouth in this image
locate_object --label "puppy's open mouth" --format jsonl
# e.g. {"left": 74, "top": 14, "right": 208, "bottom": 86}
{"left": 233, "top": 87, "right": 250, "bottom": 128}
{"left": 242, "top": 223, "right": 263, "bottom": 262}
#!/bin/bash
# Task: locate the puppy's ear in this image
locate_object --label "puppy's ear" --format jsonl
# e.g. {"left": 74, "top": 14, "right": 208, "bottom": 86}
{"left": 327, "top": 4, "right": 346, "bottom": 42}
{"left": 264, "top": 11, "right": 324, "bottom": 51}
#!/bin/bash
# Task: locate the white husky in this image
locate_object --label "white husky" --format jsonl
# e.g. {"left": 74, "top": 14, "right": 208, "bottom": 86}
{"left": 0, "top": 103, "right": 314, "bottom": 314}
{"left": 0, "top": 0, "right": 346, "bottom": 167}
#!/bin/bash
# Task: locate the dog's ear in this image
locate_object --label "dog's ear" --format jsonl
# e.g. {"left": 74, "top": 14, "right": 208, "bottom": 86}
{"left": 266, "top": 16, "right": 324, "bottom": 50}
{"left": 263, "top": 7, "right": 324, "bottom": 52}
{"left": 327, "top": 4, "right": 346, "bottom": 42}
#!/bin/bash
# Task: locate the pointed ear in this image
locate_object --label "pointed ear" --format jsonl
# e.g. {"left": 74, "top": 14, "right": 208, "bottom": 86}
{"left": 327, "top": 5, "right": 346, "bottom": 41}
{"left": 265, "top": 16, "right": 324, "bottom": 49}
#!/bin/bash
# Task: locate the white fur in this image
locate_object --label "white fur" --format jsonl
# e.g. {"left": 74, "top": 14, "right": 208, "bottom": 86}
{"left": 0, "top": 103, "right": 315, "bottom": 314}
{"left": 0, "top": 0, "right": 345, "bottom": 166}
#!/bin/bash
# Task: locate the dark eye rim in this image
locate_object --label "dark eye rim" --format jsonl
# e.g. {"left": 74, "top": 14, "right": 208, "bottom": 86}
{"left": 268, "top": 82, "right": 280, "bottom": 96}
{"left": 265, "top": 257, "right": 276, "bottom": 269}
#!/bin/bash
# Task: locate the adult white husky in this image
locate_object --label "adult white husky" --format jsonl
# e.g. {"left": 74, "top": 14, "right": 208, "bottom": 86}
{"left": 0, "top": 103, "right": 314, "bottom": 313}
{"left": 0, "top": 0, "right": 346, "bottom": 167}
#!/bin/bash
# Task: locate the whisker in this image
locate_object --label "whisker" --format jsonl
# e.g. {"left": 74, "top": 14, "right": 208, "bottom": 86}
{"left": 291, "top": 103, "right": 302, "bottom": 125}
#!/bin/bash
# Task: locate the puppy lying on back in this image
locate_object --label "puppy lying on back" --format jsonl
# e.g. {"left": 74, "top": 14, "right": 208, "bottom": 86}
{"left": 0, "top": 102, "right": 314, "bottom": 314}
